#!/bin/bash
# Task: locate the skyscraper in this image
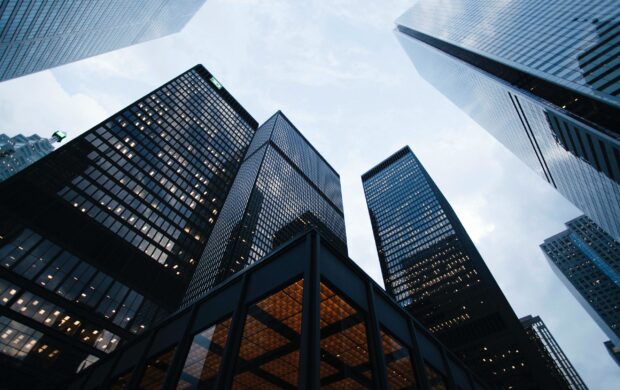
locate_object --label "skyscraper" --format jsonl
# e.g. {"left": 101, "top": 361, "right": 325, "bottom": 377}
{"left": 0, "top": 0, "right": 206, "bottom": 81}
{"left": 541, "top": 215, "right": 620, "bottom": 364}
{"left": 520, "top": 315, "right": 588, "bottom": 390}
{"left": 183, "top": 111, "right": 347, "bottom": 306}
{"left": 0, "top": 64, "right": 257, "bottom": 388}
{"left": 362, "top": 146, "right": 559, "bottom": 388}
{"left": 395, "top": 0, "right": 620, "bottom": 242}
{"left": 0, "top": 131, "right": 65, "bottom": 182}
{"left": 66, "top": 231, "right": 487, "bottom": 390}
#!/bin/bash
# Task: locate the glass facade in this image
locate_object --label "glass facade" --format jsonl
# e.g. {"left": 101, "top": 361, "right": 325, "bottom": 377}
{"left": 0, "top": 0, "right": 206, "bottom": 81}
{"left": 362, "top": 147, "right": 560, "bottom": 389}
{"left": 0, "top": 132, "right": 61, "bottom": 182}
{"left": 0, "top": 65, "right": 257, "bottom": 387}
{"left": 183, "top": 111, "right": 347, "bottom": 307}
{"left": 541, "top": 215, "right": 620, "bottom": 357}
{"left": 520, "top": 315, "right": 587, "bottom": 390}
{"left": 395, "top": 1, "right": 620, "bottom": 243}
{"left": 66, "top": 231, "right": 486, "bottom": 390}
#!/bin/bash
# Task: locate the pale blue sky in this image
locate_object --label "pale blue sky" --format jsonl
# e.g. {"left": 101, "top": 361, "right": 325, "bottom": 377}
{"left": 0, "top": 1, "right": 617, "bottom": 387}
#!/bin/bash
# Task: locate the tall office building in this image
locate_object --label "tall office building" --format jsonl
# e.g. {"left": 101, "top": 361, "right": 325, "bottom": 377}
{"left": 0, "top": 0, "right": 206, "bottom": 81}
{"left": 520, "top": 315, "right": 587, "bottom": 390}
{"left": 0, "top": 65, "right": 257, "bottom": 388}
{"left": 362, "top": 146, "right": 559, "bottom": 388}
{"left": 0, "top": 131, "right": 66, "bottom": 182}
{"left": 183, "top": 111, "right": 347, "bottom": 306}
{"left": 395, "top": 0, "right": 620, "bottom": 242}
{"left": 541, "top": 215, "right": 620, "bottom": 364}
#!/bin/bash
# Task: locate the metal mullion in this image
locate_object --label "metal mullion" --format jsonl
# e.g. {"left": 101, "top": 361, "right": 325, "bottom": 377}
{"left": 366, "top": 282, "right": 389, "bottom": 390}
{"left": 407, "top": 320, "right": 431, "bottom": 390}
{"left": 214, "top": 272, "right": 250, "bottom": 389}
{"left": 439, "top": 346, "right": 458, "bottom": 390}
{"left": 161, "top": 302, "right": 201, "bottom": 389}
{"left": 125, "top": 328, "right": 160, "bottom": 390}
{"left": 298, "top": 232, "right": 320, "bottom": 389}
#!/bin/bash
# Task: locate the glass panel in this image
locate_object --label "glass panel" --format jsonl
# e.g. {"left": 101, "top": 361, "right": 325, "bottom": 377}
{"left": 110, "top": 370, "right": 133, "bottom": 390}
{"left": 319, "top": 282, "right": 373, "bottom": 389}
{"left": 380, "top": 329, "right": 418, "bottom": 390}
{"left": 138, "top": 347, "right": 177, "bottom": 389}
{"left": 176, "top": 316, "right": 232, "bottom": 389}
{"left": 425, "top": 364, "right": 448, "bottom": 390}
{"left": 0, "top": 278, "right": 19, "bottom": 305}
{"left": 232, "top": 279, "right": 304, "bottom": 389}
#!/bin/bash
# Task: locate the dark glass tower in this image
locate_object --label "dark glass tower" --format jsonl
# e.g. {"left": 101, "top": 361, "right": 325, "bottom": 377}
{"left": 520, "top": 315, "right": 587, "bottom": 390}
{"left": 183, "top": 111, "right": 347, "bottom": 306}
{"left": 0, "top": 65, "right": 256, "bottom": 387}
{"left": 0, "top": 0, "right": 206, "bottom": 81}
{"left": 395, "top": 0, "right": 620, "bottom": 242}
{"left": 362, "top": 146, "right": 559, "bottom": 389}
{"left": 541, "top": 215, "right": 620, "bottom": 365}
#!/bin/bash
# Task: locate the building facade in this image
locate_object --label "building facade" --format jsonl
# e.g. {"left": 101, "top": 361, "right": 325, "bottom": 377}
{"left": 67, "top": 231, "right": 487, "bottom": 390}
{"left": 0, "top": 0, "right": 206, "bottom": 81}
{"left": 395, "top": 0, "right": 620, "bottom": 242}
{"left": 183, "top": 111, "right": 347, "bottom": 307}
{"left": 362, "top": 146, "right": 559, "bottom": 388}
{"left": 541, "top": 215, "right": 620, "bottom": 362}
{"left": 0, "top": 65, "right": 257, "bottom": 388}
{"left": 0, "top": 131, "right": 65, "bottom": 182}
{"left": 520, "top": 315, "right": 587, "bottom": 390}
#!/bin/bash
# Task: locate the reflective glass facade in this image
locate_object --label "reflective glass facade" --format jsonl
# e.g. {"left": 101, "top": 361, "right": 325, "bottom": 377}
{"left": 0, "top": 65, "right": 257, "bottom": 387}
{"left": 0, "top": 133, "right": 61, "bottom": 182}
{"left": 362, "top": 147, "right": 559, "bottom": 389}
{"left": 396, "top": 1, "right": 620, "bottom": 242}
{"left": 541, "top": 215, "right": 620, "bottom": 355}
{"left": 67, "top": 231, "right": 487, "bottom": 390}
{"left": 183, "top": 111, "right": 347, "bottom": 307}
{"left": 520, "top": 315, "right": 587, "bottom": 390}
{"left": 0, "top": 0, "right": 206, "bottom": 81}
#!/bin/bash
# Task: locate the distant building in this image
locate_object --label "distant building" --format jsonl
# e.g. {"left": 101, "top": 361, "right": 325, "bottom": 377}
{"left": 0, "top": 65, "right": 257, "bottom": 388}
{"left": 395, "top": 0, "right": 620, "bottom": 242}
{"left": 0, "top": 131, "right": 65, "bottom": 182}
{"left": 0, "top": 0, "right": 206, "bottom": 81}
{"left": 66, "top": 231, "right": 487, "bottom": 390}
{"left": 542, "top": 215, "right": 620, "bottom": 366}
{"left": 362, "top": 146, "right": 559, "bottom": 388}
{"left": 520, "top": 315, "right": 588, "bottom": 389}
{"left": 183, "top": 111, "right": 347, "bottom": 306}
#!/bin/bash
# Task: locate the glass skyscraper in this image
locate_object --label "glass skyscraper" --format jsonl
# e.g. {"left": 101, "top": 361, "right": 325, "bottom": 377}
{"left": 0, "top": 65, "right": 256, "bottom": 388}
{"left": 520, "top": 315, "right": 587, "bottom": 390}
{"left": 0, "top": 131, "right": 65, "bottom": 182}
{"left": 395, "top": 0, "right": 620, "bottom": 242}
{"left": 0, "top": 0, "right": 206, "bottom": 81}
{"left": 362, "top": 146, "right": 559, "bottom": 388}
{"left": 541, "top": 215, "right": 620, "bottom": 365}
{"left": 183, "top": 111, "right": 347, "bottom": 307}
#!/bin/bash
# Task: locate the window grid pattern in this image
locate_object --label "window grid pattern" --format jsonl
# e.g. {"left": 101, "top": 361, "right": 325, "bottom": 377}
{"left": 398, "top": 0, "right": 620, "bottom": 107}
{"left": 183, "top": 113, "right": 346, "bottom": 306}
{"left": 57, "top": 68, "right": 254, "bottom": 277}
{"left": 363, "top": 148, "right": 553, "bottom": 388}
{"left": 0, "top": 0, "right": 206, "bottom": 81}
{"left": 542, "top": 215, "right": 620, "bottom": 346}
{"left": 396, "top": 28, "right": 620, "bottom": 242}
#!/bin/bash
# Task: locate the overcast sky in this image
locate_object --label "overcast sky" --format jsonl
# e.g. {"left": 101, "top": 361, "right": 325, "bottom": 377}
{"left": 0, "top": 0, "right": 617, "bottom": 387}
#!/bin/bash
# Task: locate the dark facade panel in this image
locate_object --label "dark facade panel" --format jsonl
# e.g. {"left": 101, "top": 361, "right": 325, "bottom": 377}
{"left": 66, "top": 231, "right": 487, "bottom": 390}
{"left": 182, "top": 112, "right": 347, "bottom": 307}
{"left": 363, "top": 146, "right": 561, "bottom": 388}
{"left": 0, "top": 64, "right": 256, "bottom": 387}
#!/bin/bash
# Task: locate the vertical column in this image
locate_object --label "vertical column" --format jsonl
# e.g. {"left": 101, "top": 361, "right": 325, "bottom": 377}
{"left": 366, "top": 282, "right": 389, "bottom": 390}
{"left": 407, "top": 320, "right": 431, "bottom": 390}
{"left": 298, "top": 232, "right": 320, "bottom": 389}
{"left": 213, "top": 273, "right": 250, "bottom": 389}
{"left": 161, "top": 303, "right": 201, "bottom": 388}
{"left": 439, "top": 347, "right": 458, "bottom": 390}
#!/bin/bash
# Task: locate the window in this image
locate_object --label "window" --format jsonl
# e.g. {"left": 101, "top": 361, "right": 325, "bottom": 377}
{"left": 137, "top": 347, "right": 177, "bottom": 389}
{"left": 380, "top": 329, "right": 417, "bottom": 389}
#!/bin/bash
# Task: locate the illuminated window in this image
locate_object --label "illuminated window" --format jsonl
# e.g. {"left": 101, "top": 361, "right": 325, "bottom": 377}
{"left": 137, "top": 347, "right": 177, "bottom": 389}
{"left": 380, "top": 329, "right": 417, "bottom": 389}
